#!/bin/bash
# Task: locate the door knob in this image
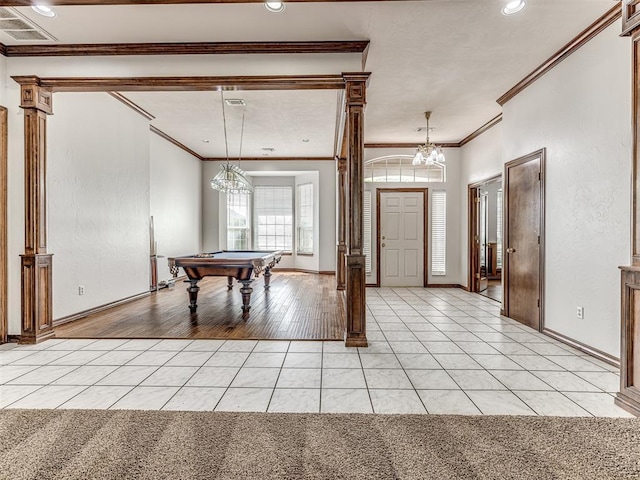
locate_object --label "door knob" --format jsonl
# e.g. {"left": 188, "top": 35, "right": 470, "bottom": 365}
{"left": 506, "top": 248, "right": 516, "bottom": 253}
{"left": 382, "top": 243, "right": 386, "bottom": 247}
{"left": 382, "top": 236, "right": 386, "bottom": 240}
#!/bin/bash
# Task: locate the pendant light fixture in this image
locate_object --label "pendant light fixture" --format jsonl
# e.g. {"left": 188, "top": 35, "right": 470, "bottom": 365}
{"left": 210, "top": 92, "right": 253, "bottom": 194}
{"left": 412, "top": 111, "right": 446, "bottom": 166}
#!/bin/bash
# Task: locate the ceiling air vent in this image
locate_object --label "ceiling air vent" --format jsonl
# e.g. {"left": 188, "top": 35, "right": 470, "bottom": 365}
{"left": 0, "top": 7, "right": 56, "bottom": 42}
{"left": 225, "top": 99, "right": 246, "bottom": 106}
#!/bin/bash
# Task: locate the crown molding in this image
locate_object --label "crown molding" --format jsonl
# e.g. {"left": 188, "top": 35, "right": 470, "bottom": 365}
{"left": 497, "top": 3, "right": 621, "bottom": 106}
{"left": 108, "top": 92, "right": 155, "bottom": 120}
{"left": 150, "top": 125, "right": 204, "bottom": 161}
{"left": 4, "top": 40, "right": 369, "bottom": 57}
{"left": 364, "top": 142, "right": 461, "bottom": 149}
{"left": 203, "top": 157, "right": 334, "bottom": 161}
{"left": 459, "top": 114, "right": 503, "bottom": 147}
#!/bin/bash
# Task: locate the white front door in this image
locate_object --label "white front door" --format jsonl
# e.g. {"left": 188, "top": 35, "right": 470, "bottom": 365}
{"left": 380, "top": 190, "right": 425, "bottom": 287}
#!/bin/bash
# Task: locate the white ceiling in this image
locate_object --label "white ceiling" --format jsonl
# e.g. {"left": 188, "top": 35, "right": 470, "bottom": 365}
{"left": 126, "top": 90, "right": 341, "bottom": 158}
{"left": 3, "top": 0, "right": 616, "bottom": 158}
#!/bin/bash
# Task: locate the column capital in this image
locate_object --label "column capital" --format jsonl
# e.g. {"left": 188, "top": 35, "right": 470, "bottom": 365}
{"left": 342, "top": 72, "right": 371, "bottom": 85}
{"left": 13, "top": 76, "right": 53, "bottom": 114}
{"left": 342, "top": 72, "right": 371, "bottom": 107}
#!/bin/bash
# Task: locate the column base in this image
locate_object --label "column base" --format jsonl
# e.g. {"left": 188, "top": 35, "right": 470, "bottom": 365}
{"left": 615, "top": 392, "right": 640, "bottom": 417}
{"left": 20, "top": 253, "right": 54, "bottom": 344}
{"left": 345, "top": 253, "right": 367, "bottom": 347}
{"left": 336, "top": 243, "right": 347, "bottom": 291}
{"left": 619, "top": 266, "right": 640, "bottom": 417}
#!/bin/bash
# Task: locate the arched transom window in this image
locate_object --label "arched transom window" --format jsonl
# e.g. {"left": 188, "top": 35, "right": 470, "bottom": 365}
{"left": 364, "top": 155, "right": 445, "bottom": 183}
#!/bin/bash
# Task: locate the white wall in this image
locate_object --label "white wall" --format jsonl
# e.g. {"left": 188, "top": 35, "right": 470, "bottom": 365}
{"left": 364, "top": 147, "right": 462, "bottom": 286}
{"left": 6, "top": 81, "right": 25, "bottom": 334}
{"left": 461, "top": 23, "right": 632, "bottom": 357}
{"left": 150, "top": 133, "right": 202, "bottom": 283}
{"left": 459, "top": 123, "right": 503, "bottom": 287}
{"left": 503, "top": 24, "right": 631, "bottom": 357}
{"left": 0, "top": 55, "right": 7, "bottom": 105}
{"left": 47, "top": 93, "right": 150, "bottom": 320}
{"left": 202, "top": 160, "right": 336, "bottom": 272}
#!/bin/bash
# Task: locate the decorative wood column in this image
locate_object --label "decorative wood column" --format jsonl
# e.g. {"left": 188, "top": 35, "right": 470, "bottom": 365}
{"left": 14, "top": 76, "right": 54, "bottom": 344}
{"left": 619, "top": 2, "right": 640, "bottom": 415}
{"left": 336, "top": 157, "right": 347, "bottom": 291}
{"left": 343, "top": 72, "right": 370, "bottom": 347}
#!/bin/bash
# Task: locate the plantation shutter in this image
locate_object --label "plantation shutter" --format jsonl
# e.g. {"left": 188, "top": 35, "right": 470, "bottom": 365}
{"left": 363, "top": 190, "right": 372, "bottom": 274}
{"left": 431, "top": 190, "right": 446, "bottom": 276}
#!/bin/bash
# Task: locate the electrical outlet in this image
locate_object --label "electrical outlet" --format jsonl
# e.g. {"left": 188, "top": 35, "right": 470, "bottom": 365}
{"left": 576, "top": 306, "right": 584, "bottom": 319}
{"left": 78, "top": 285, "right": 85, "bottom": 296}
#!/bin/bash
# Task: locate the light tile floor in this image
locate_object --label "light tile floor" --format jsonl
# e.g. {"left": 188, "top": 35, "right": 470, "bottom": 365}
{"left": 0, "top": 288, "right": 633, "bottom": 417}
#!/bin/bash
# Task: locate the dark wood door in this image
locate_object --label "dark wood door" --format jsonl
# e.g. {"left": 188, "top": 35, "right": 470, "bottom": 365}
{"left": 504, "top": 150, "right": 545, "bottom": 330}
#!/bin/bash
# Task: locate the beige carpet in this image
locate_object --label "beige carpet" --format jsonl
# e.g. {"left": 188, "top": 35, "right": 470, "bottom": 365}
{"left": 0, "top": 409, "right": 639, "bottom": 479}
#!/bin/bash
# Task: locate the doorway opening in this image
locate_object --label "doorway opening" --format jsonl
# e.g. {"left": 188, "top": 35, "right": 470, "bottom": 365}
{"left": 468, "top": 175, "right": 502, "bottom": 303}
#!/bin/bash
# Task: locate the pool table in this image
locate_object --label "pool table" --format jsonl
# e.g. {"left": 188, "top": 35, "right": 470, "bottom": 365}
{"left": 168, "top": 250, "right": 282, "bottom": 318}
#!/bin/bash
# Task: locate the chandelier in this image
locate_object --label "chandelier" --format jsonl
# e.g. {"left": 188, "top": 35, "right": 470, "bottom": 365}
{"left": 412, "top": 111, "right": 446, "bottom": 166}
{"left": 210, "top": 92, "right": 253, "bottom": 194}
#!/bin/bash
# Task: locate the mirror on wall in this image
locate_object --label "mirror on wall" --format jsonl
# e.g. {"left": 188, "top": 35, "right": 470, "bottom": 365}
{"left": 477, "top": 180, "right": 502, "bottom": 302}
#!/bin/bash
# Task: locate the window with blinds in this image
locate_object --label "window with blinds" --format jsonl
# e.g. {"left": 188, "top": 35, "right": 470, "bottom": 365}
{"left": 431, "top": 190, "right": 447, "bottom": 276}
{"left": 254, "top": 186, "right": 293, "bottom": 251}
{"left": 296, "top": 183, "right": 313, "bottom": 254}
{"left": 363, "top": 190, "right": 372, "bottom": 274}
{"left": 227, "top": 191, "right": 251, "bottom": 250}
{"left": 496, "top": 189, "right": 503, "bottom": 269}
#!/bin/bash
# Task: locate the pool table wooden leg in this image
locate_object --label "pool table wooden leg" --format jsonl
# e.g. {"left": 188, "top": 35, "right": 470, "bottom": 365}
{"left": 263, "top": 267, "right": 272, "bottom": 290}
{"left": 227, "top": 276, "right": 234, "bottom": 290}
{"left": 239, "top": 279, "right": 254, "bottom": 319}
{"left": 185, "top": 279, "right": 200, "bottom": 313}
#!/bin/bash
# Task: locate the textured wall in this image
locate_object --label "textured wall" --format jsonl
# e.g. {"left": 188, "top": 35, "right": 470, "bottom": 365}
{"left": 501, "top": 24, "right": 631, "bottom": 357}
{"left": 47, "top": 93, "right": 150, "bottom": 320}
{"left": 459, "top": 124, "right": 503, "bottom": 288}
{"left": 462, "top": 23, "right": 632, "bottom": 357}
{"left": 150, "top": 134, "right": 202, "bottom": 283}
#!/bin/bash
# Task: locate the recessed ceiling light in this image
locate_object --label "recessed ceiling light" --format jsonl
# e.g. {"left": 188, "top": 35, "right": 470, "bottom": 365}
{"left": 502, "top": 0, "right": 526, "bottom": 16}
{"left": 31, "top": 5, "right": 56, "bottom": 18}
{"left": 302, "top": 139, "right": 310, "bottom": 143}
{"left": 202, "top": 139, "right": 210, "bottom": 143}
{"left": 265, "top": 1, "right": 285, "bottom": 13}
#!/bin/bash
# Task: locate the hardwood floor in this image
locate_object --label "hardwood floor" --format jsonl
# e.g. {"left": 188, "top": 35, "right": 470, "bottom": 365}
{"left": 54, "top": 272, "right": 345, "bottom": 341}
{"left": 480, "top": 278, "right": 502, "bottom": 303}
